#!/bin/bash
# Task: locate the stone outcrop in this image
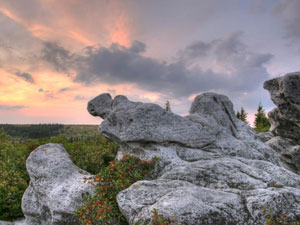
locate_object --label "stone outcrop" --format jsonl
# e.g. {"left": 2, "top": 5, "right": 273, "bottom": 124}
{"left": 89, "top": 92, "right": 300, "bottom": 225}
{"left": 21, "top": 144, "right": 95, "bottom": 225}
{"left": 263, "top": 72, "right": 300, "bottom": 174}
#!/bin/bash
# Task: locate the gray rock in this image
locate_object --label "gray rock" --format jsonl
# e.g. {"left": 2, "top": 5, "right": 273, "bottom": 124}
{"left": 263, "top": 72, "right": 300, "bottom": 142}
{"left": 0, "top": 219, "right": 25, "bottom": 225}
{"left": 255, "top": 132, "right": 273, "bottom": 143}
{"left": 89, "top": 92, "right": 300, "bottom": 224}
{"left": 22, "top": 144, "right": 95, "bottom": 225}
{"left": 97, "top": 93, "right": 219, "bottom": 148}
{"left": 264, "top": 72, "right": 300, "bottom": 174}
{"left": 266, "top": 136, "right": 300, "bottom": 174}
{"left": 87, "top": 93, "right": 112, "bottom": 118}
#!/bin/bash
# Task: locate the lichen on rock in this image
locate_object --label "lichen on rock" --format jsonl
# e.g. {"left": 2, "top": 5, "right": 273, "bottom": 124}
{"left": 88, "top": 90, "right": 300, "bottom": 225}
{"left": 264, "top": 72, "right": 300, "bottom": 174}
{"left": 21, "top": 144, "right": 95, "bottom": 225}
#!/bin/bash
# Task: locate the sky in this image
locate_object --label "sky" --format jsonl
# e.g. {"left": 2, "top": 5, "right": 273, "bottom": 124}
{"left": 0, "top": 0, "right": 299, "bottom": 125}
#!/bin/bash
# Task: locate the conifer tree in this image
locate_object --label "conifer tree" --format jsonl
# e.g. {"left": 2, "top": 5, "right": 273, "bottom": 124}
{"left": 254, "top": 103, "right": 270, "bottom": 132}
{"left": 236, "top": 107, "right": 248, "bottom": 123}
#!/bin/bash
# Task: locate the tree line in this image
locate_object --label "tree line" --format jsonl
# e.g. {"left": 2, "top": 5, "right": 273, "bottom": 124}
{"left": 0, "top": 124, "right": 64, "bottom": 139}
{"left": 236, "top": 103, "right": 271, "bottom": 132}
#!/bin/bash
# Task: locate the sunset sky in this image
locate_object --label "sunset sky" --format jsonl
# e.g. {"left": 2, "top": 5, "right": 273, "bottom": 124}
{"left": 0, "top": 0, "right": 299, "bottom": 124}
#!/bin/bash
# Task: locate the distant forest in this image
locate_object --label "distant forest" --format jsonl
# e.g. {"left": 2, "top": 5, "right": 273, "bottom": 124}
{"left": 0, "top": 124, "right": 64, "bottom": 139}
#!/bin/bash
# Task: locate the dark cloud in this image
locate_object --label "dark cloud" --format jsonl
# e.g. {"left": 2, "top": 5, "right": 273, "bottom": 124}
{"left": 58, "top": 87, "right": 70, "bottom": 93}
{"left": 273, "top": 0, "right": 300, "bottom": 42}
{"left": 178, "top": 40, "right": 212, "bottom": 60}
{"left": 129, "top": 40, "right": 146, "bottom": 53}
{"left": 15, "top": 72, "right": 34, "bottom": 83}
{"left": 40, "top": 33, "right": 273, "bottom": 98}
{"left": 0, "top": 105, "right": 24, "bottom": 110}
{"left": 41, "top": 42, "right": 75, "bottom": 73}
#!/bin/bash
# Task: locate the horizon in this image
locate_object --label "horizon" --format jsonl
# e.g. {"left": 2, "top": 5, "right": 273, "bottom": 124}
{"left": 0, "top": 0, "right": 299, "bottom": 125}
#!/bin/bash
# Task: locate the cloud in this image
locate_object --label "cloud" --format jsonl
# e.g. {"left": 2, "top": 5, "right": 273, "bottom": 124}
{"left": 74, "top": 95, "right": 86, "bottom": 101}
{"left": 58, "top": 87, "right": 70, "bottom": 93}
{"left": 129, "top": 40, "right": 146, "bottom": 53}
{"left": 40, "top": 32, "right": 273, "bottom": 98}
{"left": 273, "top": 0, "right": 300, "bottom": 42}
{"left": 0, "top": 104, "right": 24, "bottom": 110}
{"left": 106, "top": 88, "right": 116, "bottom": 95}
{"left": 15, "top": 71, "right": 34, "bottom": 83}
{"left": 41, "top": 42, "right": 75, "bottom": 73}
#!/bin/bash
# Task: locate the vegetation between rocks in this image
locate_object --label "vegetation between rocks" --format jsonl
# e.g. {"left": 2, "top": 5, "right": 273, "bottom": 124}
{"left": 0, "top": 128, "right": 118, "bottom": 220}
{"left": 263, "top": 209, "right": 300, "bottom": 225}
{"left": 76, "top": 155, "right": 157, "bottom": 225}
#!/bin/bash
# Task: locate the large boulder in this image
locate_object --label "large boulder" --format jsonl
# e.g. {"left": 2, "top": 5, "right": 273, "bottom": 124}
{"left": 263, "top": 72, "right": 300, "bottom": 142}
{"left": 264, "top": 72, "right": 300, "bottom": 173}
{"left": 21, "top": 144, "right": 95, "bottom": 225}
{"left": 89, "top": 92, "right": 300, "bottom": 225}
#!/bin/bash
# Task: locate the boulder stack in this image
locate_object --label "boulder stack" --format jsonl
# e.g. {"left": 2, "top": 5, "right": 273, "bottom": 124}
{"left": 88, "top": 91, "right": 300, "bottom": 225}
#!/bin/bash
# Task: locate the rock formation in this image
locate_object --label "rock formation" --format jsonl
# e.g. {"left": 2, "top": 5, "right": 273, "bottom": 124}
{"left": 21, "top": 144, "right": 95, "bottom": 225}
{"left": 263, "top": 72, "right": 300, "bottom": 174}
{"left": 88, "top": 92, "right": 300, "bottom": 225}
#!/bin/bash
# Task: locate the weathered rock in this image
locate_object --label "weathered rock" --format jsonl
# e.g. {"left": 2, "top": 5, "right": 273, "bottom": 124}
{"left": 266, "top": 136, "right": 300, "bottom": 174}
{"left": 0, "top": 219, "right": 25, "bottom": 225}
{"left": 22, "top": 144, "right": 95, "bottom": 225}
{"left": 89, "top": 92, "right": 300, "bottom": 225}
{"left": 255, "top": 131, "right": 273, "bottom": 143}
{"left": 263, "top": 72, "right": 300, "bottom": 142}
{"left": 263, "top": 72, "right": 300, "bottom": 174}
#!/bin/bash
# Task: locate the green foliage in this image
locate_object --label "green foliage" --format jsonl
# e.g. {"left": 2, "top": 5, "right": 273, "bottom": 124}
{"left": 0, "top": 124, "right": 64, "bottom": 139}
{"left": 0, "top": 132, "right": 31, "bottom": 220}
{"left": 76, "top": 155, "right": 156, "bottom": 225}
{"left": 254, "top": 103, "right": 271, "bottom": 132}
{"left": 263, "top": 209, "right": 300, "bottom": 225}
{"left": 0, "top": 129, "right": 118, "bottom": 220}
{"left": 236, "top": 107, "right": 248, "bottom": 123}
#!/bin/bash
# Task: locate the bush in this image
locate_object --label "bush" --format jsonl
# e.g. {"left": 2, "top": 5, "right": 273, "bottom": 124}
{"left": 0, "top": 130, "right": 118, "bottom": 221}
{"left": 263, "top": 209, "right": 300, "bottom": 225}
{"left": 76, "top": 155, "right": 156, "bottom": 225}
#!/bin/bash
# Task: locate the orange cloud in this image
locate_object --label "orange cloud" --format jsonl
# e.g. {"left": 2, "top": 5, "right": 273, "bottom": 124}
{"left": 0, "top": 7, "right": 20, "bottom": 23}
{"left": 68, "top": 30, "right": 95, "bottom": 46}
{"left": 106, "top": 13, "right": 131, "bottom": 47}
{"left": 1, "top": 0, "right": 133, "bottom": 49}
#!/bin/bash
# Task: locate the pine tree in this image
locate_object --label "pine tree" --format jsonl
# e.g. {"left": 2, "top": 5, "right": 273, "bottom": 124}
{"left": 236, "top": 107, "right": 248, "bottom": 123}
{"left": 254, "top": 103, "right": 271, "bottom": 132}
{"left": 236, "top": 111, "right": 241, "bottom": 119}
{"left": 165, "top": 100, "right": 172, "bottom": 112}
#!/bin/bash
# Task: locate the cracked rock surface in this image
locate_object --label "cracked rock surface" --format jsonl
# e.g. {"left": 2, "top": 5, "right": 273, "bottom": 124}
{"left": 21, "top": 144, "right": 95, "bottom": 225}
{"left": 264, "top": 72, "right": 300, "bottom": 174}
{"left": 89, "top": 91, "right": 300, "bottom": 225}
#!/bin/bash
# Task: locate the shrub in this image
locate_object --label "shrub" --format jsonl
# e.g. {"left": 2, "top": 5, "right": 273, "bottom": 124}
{"left": 0, "top": 137, "right": 30, "bottom": 220}
{"left": 0, "top": 130, "right": 118, "bottom": 221}
{"left": 76, "top": 155, "right": 156, "bottom": 225}
{"left": 263, "top": 209, "right": 300, "bottom": 225}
